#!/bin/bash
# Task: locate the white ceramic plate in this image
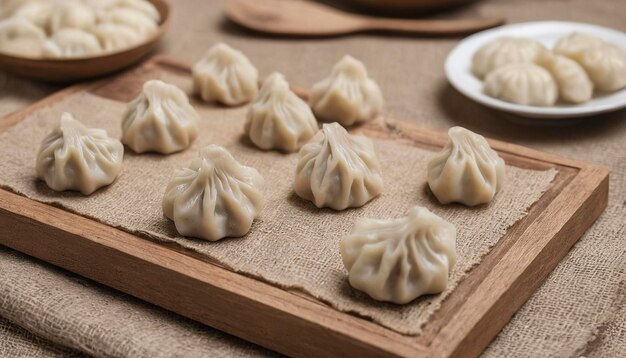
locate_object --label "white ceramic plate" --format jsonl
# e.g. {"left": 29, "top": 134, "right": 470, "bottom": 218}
{"left": 445, "top": 21, "right": 626, "bottom": 120}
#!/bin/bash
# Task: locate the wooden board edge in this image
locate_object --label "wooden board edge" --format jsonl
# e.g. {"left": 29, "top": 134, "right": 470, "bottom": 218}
{"left": 0, "top": 188, "right": 423, "bottom": 358}
{"left": 425, "top": 165, "right": 609, "bottom": 357}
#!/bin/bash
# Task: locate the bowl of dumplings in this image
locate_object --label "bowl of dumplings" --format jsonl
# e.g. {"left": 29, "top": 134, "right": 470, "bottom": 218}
{"left": 0, "top": 0, "right": 170, "bottom": 82}
{"left": 445, "top": 21, "right": 626, "bottom": 120}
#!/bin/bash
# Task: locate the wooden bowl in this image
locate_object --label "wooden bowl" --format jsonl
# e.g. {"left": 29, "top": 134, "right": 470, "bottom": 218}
{"left": 0, "top": 0, "right": 170, "bottom": 83}
{"left": 348, "top": 0, "right": 479, "bottom": 13}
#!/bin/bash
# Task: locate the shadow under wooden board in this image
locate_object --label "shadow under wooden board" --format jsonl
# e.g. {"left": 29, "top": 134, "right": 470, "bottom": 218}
{"left": 0, "top": 55, "right": 609, "bottom": 357}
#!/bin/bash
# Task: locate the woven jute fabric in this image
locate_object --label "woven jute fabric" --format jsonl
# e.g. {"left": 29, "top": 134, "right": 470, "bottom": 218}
{"left": 0, "top": 315, "right": 85, "bottom": 357}
{"left": 0, "top": 69, "right": 556, "bottom": 335}
{"left": 0, "top": 0, "right": 625, "bottom": 356}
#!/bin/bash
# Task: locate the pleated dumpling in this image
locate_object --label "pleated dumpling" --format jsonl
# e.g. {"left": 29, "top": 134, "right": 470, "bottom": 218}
{"left": 0, "top": 17, "right": 46, "bottom": 57}
{"left": 294, "top": 122, "right": 383, "bottom": 210}
{"left": 36, "top": 112, "right": 124, "bottom": 195}
{"left": 10, "top": 1, "right": 52, "bottom": 29}
{"left": 483, "top": 63, "right": 558, "bottom": 106}
{"left": 340, "top": 206, "right": 456, "bottom": 304}
{"left": 162, "top": 145, "right": 264, "bottom": 241}
{"left": 579, "top": 45, "right": 626, "bottom": 92}
{"left": 48, "top": 2, "right": 96, "bottom": 33}
{"left": 96, "top": 8, "right": 157, "bottom": 37}
{"left": 554, "top": 32, "right": 605, "bottom": 61}
{"left": 309, "top": 55, "right": 383, "bottom": 126}
{"left": 472, "top": 37, "right": 546, "bottom": 78}
{"left": 43, "top": 28, "right": 102, "bottom": 58}
{"left": 192, "top": 43, "right": 259, "bottom": 106}
{"left": 537, "top": 52, "right": 593, "bottom": 103}
{"left": 93, "top": 22, "right": 141, "bottom": 52}
{"left": 122, "top": 79, "right": 200, "bottom": 154}
{"left": 244, "top": 72, "right": 318, "bottom": 152}
{"left": 428, "top": 127, "right": 505, "bottom": 206}
{"left": 88, "top": 0, "right": 161, "bottom": 22}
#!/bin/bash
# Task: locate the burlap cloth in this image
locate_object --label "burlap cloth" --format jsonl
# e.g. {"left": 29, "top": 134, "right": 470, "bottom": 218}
{"left": 0, "top": 0, "right": 624, "bottom": 356}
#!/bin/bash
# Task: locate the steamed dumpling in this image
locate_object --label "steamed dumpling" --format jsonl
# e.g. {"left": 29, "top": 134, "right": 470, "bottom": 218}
{"left": 192, "top": 43, "right": 259, "bottom": 106}
{"left": 10, "top": 0, "right": 52, "bottom": 29}
{"left": 340, "top": 206, "right": 456, "bottom": 304}
{"left": 472, "top": 37, "right": 546, "bottom": 78}
{"left": 162, "top": 145, "right": 264, "bottom": 241}
{"left": 48, "top": 2, "right": 96, "bottom": 34}
{"left": 483, "top": 63, "right": 558, "bottom": 106}
{"left": 122, "top": 80, "right": 200, "bottom": 154}
{"left": 538, "top": 52, "right": 593, "bottom": 103}
{"left": 88, "top": 0, "right": 160, "bottom": 22}
{"left": 93, "top": 22, "right": 141, "bottom": 52}
{"left": 43, "top": 28, "right": 102, "bottom": 58}
{"left": 579, "top": 45, "right": 626, "bottom": 92}
{"left": 36, "top": 112, "right": 124, "bottom": 195}
{"left": 428, "top": 126, "right": 505, "bottom": 206}
{"left": 0, "top": 16, "right": 45, "bottom": 57}
{"left": 554, "top": 32, "right": 605, "bottom": 61}
{"left": 309, "top": 55, "right": 383, "bottom": 126}
{"left": 294, "top": 122, "right": 383, "bottom": 210}
{"left": 97, "top": 8, "right": 156, "bottom": 36}
{"left": 244, "top": 72, "right": 318, "bottom": 152}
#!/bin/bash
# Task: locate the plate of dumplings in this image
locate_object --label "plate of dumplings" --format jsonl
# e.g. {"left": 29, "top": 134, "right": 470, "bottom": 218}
{"left": 0, "top": 0, "right": 170, "bottom": 82}
{"left": 445, "top": 21, "right": 626, "bottom": 120}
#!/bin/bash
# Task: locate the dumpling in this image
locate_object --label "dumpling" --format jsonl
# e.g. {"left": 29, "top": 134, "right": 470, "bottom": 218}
{"left": 472, "top": 37, "right": 546, "bottom": 78}
{"left": 537, "top": 52, "right": 593, "bottom": 103}
{"left": 122, "top": 79, "right": 200, "bottom": 154}
{"left": 192, "top": 43, "right": 259, "bottom": 106}
{"left": 294, "top": 122, "right": 383, "bottom": 210}
{"left": 97, "top": 8, "right": 157, "bottom": 36}
{"left": 93, "top": 22, "right": 141, "bottom": 52}
{"left": 483, "top": 63, "right": 558, "bottom": 106}
{"left": 36, "top": 112, "right": 124, "bottom": 195}
{"left": 428, "top": 126, "right": 505, "bottom": 206}
{"left": 43, "top": 28, "right": 102, "bottom": 58}
{"left": 48, "top": 2, "right": 96, "bottom": 34}
{"left": 579, "top": 45, "right": 626, "bottom": 92}
{"left": 162, "top": 145, "right": 264, "bottom": 241}
{"left": 10, "top": 0, "right": 52, "bottom": 29}
{"left": 554, "top": 32, "right": 605, "bottom": 61}
{"left": 88, "top": 0, "right": 161, "bottom": 22}
{"left": 0, "top": 17, "right": 45, "bottom": 57}
{"left": 244, "top": 72, "right": 318, "bottom": 152}
{"left": 340, "top": 206, "right": 456, "bottom": 304}
{"left": 309, "top": 55, "right": 383, "bottom": 126}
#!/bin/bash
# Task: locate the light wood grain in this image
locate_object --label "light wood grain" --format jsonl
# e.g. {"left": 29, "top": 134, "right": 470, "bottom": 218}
{"left": 0, "top": 56, "right": 609, "bottom": 357}
{"left": 224, "top": 0, "right": 504, "bottom": 37}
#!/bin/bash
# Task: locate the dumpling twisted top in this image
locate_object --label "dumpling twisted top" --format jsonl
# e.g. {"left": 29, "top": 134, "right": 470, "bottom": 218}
{"left": 428, "top": 127, "right": 505, "bottom": 206}
{"left": 192, "top": 43, "right": 259, "bottom": 106}
{"left": 162, "top": 145, "right": 264, "bottom": 241}
{"left": 472, "top": 37, "right": 546, "bottom": 78}
{"left": 36, "top": 112, "right": 124, "bottom": 195}
{"left": 294, "top": 122, "right": 383, "bottom": 210}
{"left": 340, "top": 206, "right": 456, "bottom": 304}
{"left": 244, "top": 72, "right": 318, "bottom": 152}
{"left": 122, "top": 79, "right": 200, "bottom": 154}
{"left": 309, "top": 55, "right": 384, "bottom": 126}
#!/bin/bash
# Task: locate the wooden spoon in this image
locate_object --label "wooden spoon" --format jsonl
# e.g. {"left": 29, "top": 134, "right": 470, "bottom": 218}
{"left": 224, "top": 0, "right": 505, "bottom": 36}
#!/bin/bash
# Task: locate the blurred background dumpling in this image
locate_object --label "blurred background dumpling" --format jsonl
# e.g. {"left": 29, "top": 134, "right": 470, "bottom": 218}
{"left": 36, "top": 112, "right": 124, "bottom": 195}
{"left": 93, "top": 22, "right": 141, "bottom": 52}
{"left": 43, "top": 28, "right": 102, "bottom": 58}
{"left": 537, "top": 52, "right": 593, "bottom": 104}
{"left": 9, "top": 0, "right": 52, "bottom": 30}
{"left": 340, "top": 206, "right": 456, "bottom": 304}
{"left": 294, "top": 122, "right": 383, "bottom": 210}
{"left": 428, "top": 126, "right": 505, "bottom": 206}
{"left": 309, "top": 55, "right": 383, "bottom": 126}
{"left": 472, "top": 37, "right": 546, "bottom": 78}
{"left": 579, "top": 44, "right": 626, "bottom": 92}
{"left": 244, "top": 72, "right": 318, "bottom": 152}
{"left": 96, "top": 7, "right": 157, "bottom": 37}
{"left": 483, "top": 63, "right": 558, "bottom": 106}
{"left": 553, "top": 32, "right": 605, "bottom": 61}
{"left": 0, "top": 16, "right": 45, "bottom": 57}
{"left": 122, "top": 79, "right": 200, "bottom": 154}
{"left": 48, "top": 1, "right": 96, "bottom": 34}
{"left": 192, "top": 42, "right": 259, "bottom": 106}
{"left": 162, "top": 145, "right": 264, "bottom": 241}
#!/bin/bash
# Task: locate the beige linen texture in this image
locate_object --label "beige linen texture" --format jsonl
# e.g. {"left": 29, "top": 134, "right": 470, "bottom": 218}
{"left": 0, "top": 0, "right": 625, "bottom": 356}
{"left": 0, "top": 68, "right": 554, "bottom": 335}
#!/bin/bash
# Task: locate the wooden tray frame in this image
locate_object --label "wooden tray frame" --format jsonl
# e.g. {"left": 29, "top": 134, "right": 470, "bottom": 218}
{"left": 0, "top": 56, "right": 609, "bottom": 357}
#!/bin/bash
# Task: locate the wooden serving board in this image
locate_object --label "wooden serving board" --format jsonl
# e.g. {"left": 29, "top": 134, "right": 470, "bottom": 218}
{"left": 0, "top": 56, "right": 609, "bottom": 357}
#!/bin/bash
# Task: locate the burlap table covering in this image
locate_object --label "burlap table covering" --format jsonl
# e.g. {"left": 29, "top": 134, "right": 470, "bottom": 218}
{"left": 1, "top": 0, "right": 624, "bottom": 356}
{"left": 0, "top": 68, "right": 555, "bottom": 335}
